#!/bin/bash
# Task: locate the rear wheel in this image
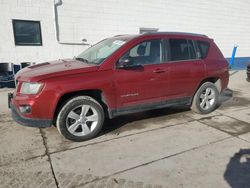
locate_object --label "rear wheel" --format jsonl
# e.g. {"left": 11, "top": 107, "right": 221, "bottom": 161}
{"left": 56, "top": 96, "right": 104, "bottom": 142}
{"left": 191, "top": 82, "right": 219, "bottom": 114}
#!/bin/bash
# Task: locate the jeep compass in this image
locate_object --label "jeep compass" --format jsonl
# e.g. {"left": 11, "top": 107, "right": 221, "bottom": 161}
{"left": 9, "top": 32, "right": 229, "bottom": 141}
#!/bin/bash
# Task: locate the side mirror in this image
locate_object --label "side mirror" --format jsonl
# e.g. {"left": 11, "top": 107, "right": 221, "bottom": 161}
{"left": 117, "top": 57, "right": 133, "bottom": 69}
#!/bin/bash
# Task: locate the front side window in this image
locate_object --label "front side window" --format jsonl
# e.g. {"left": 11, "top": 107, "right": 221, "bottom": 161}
{"left": 12, "top": 20, "right": 42, "bottom": 46}
{"left": 120, "top": 40, "right": 162, "bottom": 66}
{"left": 76, "top": 38, "right": 127, "bottom": 65}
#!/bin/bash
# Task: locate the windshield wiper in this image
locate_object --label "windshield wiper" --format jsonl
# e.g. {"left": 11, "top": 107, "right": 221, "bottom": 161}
{"left": 75, "top": 57, "right": 89, "bottom": 64}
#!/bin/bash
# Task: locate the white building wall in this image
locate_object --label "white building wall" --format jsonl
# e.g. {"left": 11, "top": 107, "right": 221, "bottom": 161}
{"left": 0, "top": 0, "right": 249, "bottom": 64}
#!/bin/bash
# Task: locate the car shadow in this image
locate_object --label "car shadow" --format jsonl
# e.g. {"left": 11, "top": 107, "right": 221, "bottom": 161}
{"left": 100, "top": 89, "right": 235, "bottom": 136}
{"left": 224, "top": 149, "right": 250, "bottom": 188}
{"left": 101, "top": 105, "right": 191, "bottom": 135}
{"left": 99, "top": 87, "right": 249, "bottom": 137}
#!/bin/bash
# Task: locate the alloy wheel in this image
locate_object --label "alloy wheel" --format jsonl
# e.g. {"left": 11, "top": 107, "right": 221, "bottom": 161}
{"left": 199, "top": 87, "right": 216, "bottom": 110}
{"left": 66, "top": 105, "right": 99, "bottom": 136}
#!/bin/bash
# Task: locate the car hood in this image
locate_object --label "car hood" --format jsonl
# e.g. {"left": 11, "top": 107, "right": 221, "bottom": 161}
{"left": 16, "top": 59, "right": 99, "bottom": 82}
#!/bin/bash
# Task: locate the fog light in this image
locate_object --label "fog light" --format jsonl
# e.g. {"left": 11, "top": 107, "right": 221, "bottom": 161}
{"left": 19, "top": 105, "right": 32, "bottom": 114}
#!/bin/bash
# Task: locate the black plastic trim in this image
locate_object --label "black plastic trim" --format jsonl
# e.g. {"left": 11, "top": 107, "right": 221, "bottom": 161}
{"left": 110, "top": 97, "right": 191, "bottom": 118}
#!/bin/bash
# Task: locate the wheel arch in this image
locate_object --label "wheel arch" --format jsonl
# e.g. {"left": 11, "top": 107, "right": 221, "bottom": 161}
{"left": 192, "top": 77, "right": 221, "bottom": 104}
{"left": 196, "top": 77, "right": 221, "bottom": 93}
{"left": 53, "top": 89, "right": 111, "bottom": 125}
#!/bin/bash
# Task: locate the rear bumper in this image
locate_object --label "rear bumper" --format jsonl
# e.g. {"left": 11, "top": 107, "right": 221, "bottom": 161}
{"left": 10, "top": 102, "right": 52, "bottom": 128}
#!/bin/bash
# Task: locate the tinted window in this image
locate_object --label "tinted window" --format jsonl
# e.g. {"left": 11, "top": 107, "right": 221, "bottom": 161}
{"left": 197, "top": 41, "right": 210, "bottom": 59}
{"left": 12, "top": 20, "right": 42, "bottom": 46}
{"left": 168, "top": 39, "right": 198, "bottom": 61}
{"left": 187, "top": 40, "right": 196, "bottom": 59}
{"left": 169, "top": 39, "right": 190, "bottom": 61}
{"left": 121, "top": 40, "right": 162, "bottom": 65}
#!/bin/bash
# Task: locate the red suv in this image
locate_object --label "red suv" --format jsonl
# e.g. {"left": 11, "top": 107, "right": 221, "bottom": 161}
{"left": 9, "top": 32, "right": 229, "bottom": 141}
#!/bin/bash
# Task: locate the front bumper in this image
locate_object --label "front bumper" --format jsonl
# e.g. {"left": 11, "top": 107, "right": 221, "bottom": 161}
{"left": 9, "top": 93, "right": 52, "bottom": 128}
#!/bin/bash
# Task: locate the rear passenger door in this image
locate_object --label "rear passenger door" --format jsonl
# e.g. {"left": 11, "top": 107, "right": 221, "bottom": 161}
{"left": 166, "top": 39, "right": 205, "bottom": 99}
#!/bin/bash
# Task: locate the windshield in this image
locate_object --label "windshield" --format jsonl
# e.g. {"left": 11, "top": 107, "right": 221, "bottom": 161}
{"left": 75, "top": 38, "right": 127, "bottom": 64}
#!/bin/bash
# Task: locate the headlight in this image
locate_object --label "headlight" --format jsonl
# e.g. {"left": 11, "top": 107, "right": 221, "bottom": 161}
{"left": 20, "top": 82, "right": 43, "bottom": 95}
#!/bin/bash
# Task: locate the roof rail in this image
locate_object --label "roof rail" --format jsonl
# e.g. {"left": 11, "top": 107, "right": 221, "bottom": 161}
{"left": 142, "top": 32, "right": 208, "bottom": 38}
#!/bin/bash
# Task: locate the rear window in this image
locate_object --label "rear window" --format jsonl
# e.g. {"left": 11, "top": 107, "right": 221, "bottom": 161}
{"left": 197, "top": 41, "right": 210, "bottom": 59}
{"left": 168, "top": 39, "right": 196, "bottom": 61}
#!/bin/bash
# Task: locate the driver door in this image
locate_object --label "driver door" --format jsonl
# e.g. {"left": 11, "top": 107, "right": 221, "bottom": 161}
{"left": 113, "top": 39, "right": 169, "bottom": 108}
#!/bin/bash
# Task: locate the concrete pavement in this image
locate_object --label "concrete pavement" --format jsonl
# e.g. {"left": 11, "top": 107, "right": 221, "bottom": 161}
{"left": 0, "top": 71, "right": 249, "bottom": 188}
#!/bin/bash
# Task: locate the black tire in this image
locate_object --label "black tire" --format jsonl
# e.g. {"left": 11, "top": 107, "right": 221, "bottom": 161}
{"left": 56, "top": 96, "right": 104, "bottom": 142}
{"left": 191, "top": 82, "right": 219, "bottom": 114}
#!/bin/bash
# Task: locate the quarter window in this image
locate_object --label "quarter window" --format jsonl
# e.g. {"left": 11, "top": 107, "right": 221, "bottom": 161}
{"left": 197, "top": 41, "right": 210, "bottom": 59}
{"left": 12, "top": 20, "right": 42, "bottom": 46}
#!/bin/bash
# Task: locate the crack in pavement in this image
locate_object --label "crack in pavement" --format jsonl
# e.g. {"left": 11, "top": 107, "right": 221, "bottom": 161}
{"left": 198, "top": 119, "right": 250, "bottom": 144}
{"left": 39, "top": 128, "right": 60, "bottom": 188}
{"left": 0, "top": 116, "right": 216, "bottom": 168}
{"left": 1, "top": 112, "right": 246, "bottom": 187}
{"left": 1, "top": 112, "right": 245, "bottom": 168}
{"left": 235, "top": 136, "right": 250, "bottom": 144}
{"left": 223, "top": 114, "right": 250, "bottom": 126}
{"left": 76, "top": 136, "right": 232, "bottom": 187}
{"left": 47, "top": 117, "right": 195, "bottom": 155}
{"left": 197, "top": 112, "right": 250, "bottom": 144}
{"left": 0, "top": 154, "right": 47, "bottom": 168}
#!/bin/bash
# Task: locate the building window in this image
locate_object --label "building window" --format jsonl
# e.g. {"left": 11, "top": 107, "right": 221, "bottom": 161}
{"left": 12, "top": 20, "right": 42, "bottom": 46}
{"left": 139, "top": 27, "right": 159, "bottom": 34}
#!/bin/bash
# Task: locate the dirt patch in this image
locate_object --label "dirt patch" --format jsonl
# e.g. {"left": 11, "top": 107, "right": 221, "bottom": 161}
{"left": 199, "top": 115, "right": 250, "bottom": 136}
{"left": 0, "top": 113, "right": 12, "bottom": 123}
{"left": 219, "top": 89, "right": 250, "bottom": 110}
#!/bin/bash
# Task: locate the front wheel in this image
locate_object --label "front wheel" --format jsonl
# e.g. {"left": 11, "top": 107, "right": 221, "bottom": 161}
{"left": 56, "top": 96, "right": 104, "bottom": 142}
{"left": 191, "top": 82, "right": 219, "bottom": 114}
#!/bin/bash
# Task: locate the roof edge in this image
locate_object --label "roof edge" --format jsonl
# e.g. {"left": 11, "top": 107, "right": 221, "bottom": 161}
{"left": 142, "top": 32, "right": 208, "bottom": 38}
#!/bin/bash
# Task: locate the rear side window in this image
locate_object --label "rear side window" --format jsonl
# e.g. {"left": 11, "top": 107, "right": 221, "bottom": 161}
{"left": 197, "top": 41, "right": 210, "bottom": 59}
{"left": 168, "top": 39, "right": 196, "bottom": 61}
